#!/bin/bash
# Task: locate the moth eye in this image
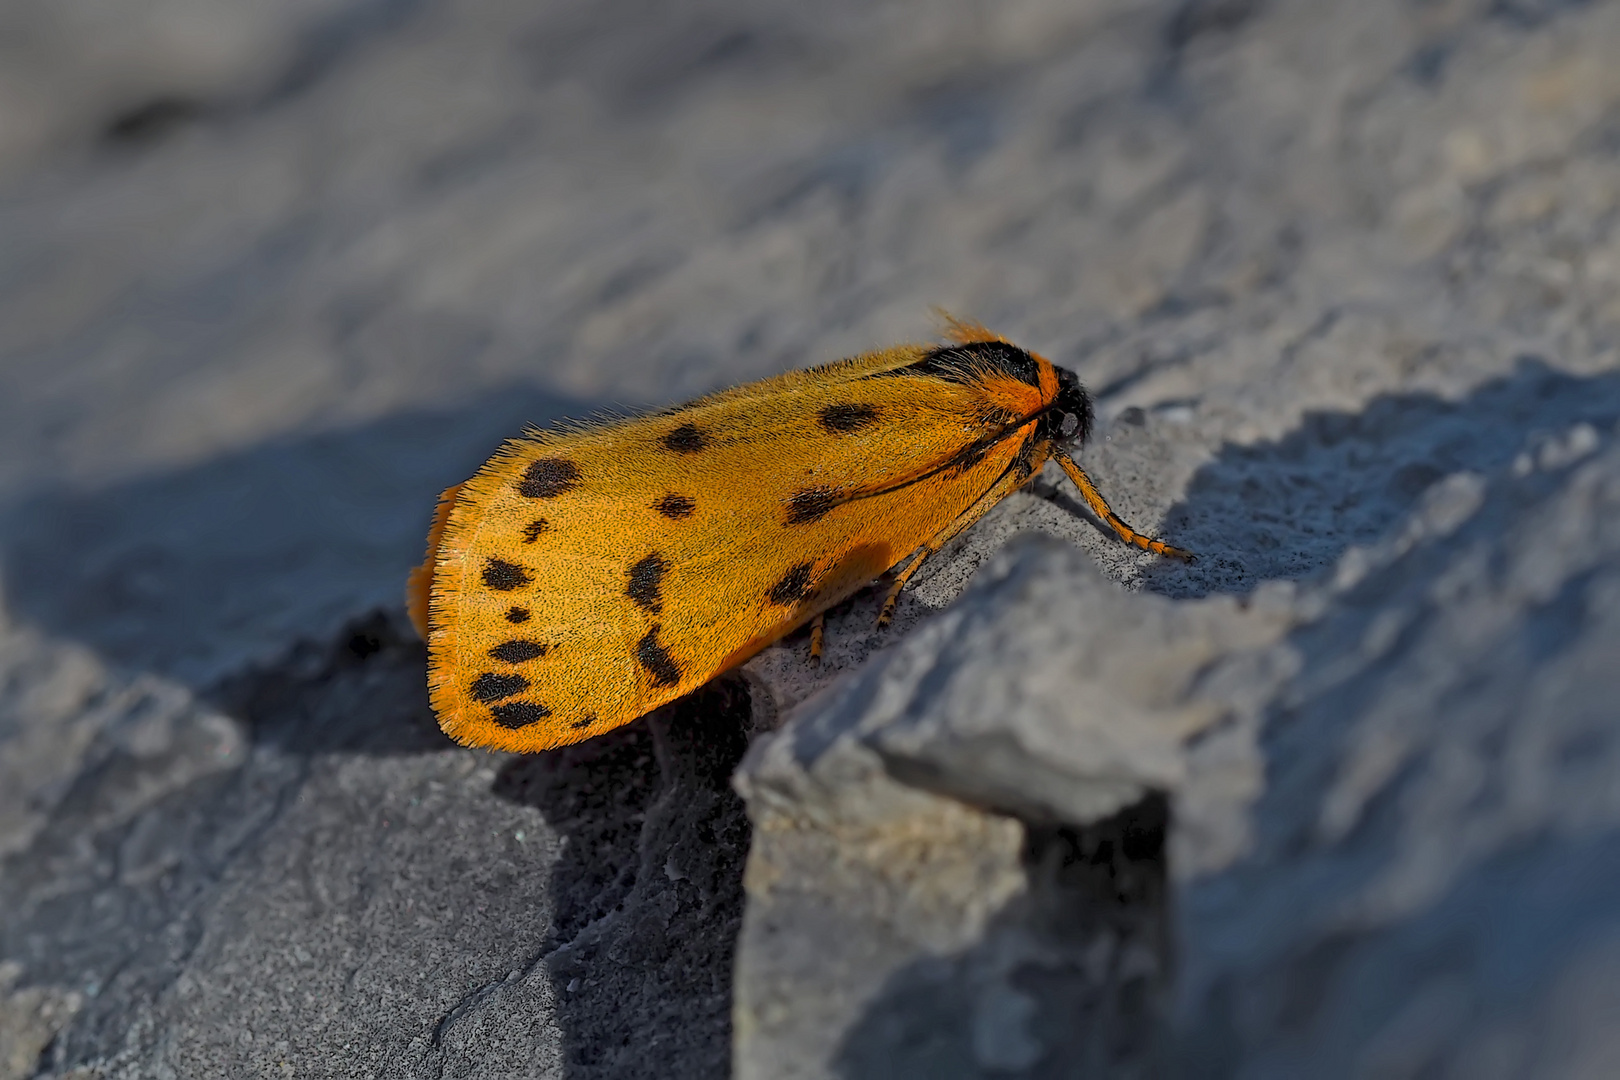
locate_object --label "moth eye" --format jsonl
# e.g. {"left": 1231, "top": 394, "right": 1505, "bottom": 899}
{"left": 1060, "top": 413, "right": 1080, "bottom": 438}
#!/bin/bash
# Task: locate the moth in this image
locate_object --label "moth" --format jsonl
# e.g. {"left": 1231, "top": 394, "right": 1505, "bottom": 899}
{"left": 408, "top": 320, "right": 1192, "bottom": 751}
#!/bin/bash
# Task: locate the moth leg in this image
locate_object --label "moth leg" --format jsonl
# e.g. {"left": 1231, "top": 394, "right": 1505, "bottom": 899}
{"left": 874, "top": 552, "right": 929, "bottom": 629}
{"left": 876, "top": 462, "right": 1033, "bottom": 628}
{"left": 809, "top": 613, "right": 825, "bottom": 663}
{"left": 1056, "top": 456, "right": 1195, "bottom": 561}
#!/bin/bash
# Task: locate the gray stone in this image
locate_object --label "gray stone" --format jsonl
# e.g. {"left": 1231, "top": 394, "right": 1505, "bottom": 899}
{"left": 731, "top": 534, "right": 1251, "bottom": 1080}
{"left": 847, "top": 539, "right": 1283, "bottom": 828}
{"left": 734, "top": 695, "right": 1174, "bottom": 1080}
{"left": 1174, "top": 431, "right": 1620, "bottom": 1079}
{"left": 0, "top": 615, "right": 752, "bottom": 1078}
{"left": 733, "top": 763, "right": 1028, "bottom": 1080}
{"left": 5, "top": 0, "right": 1620, "bottom": 1075}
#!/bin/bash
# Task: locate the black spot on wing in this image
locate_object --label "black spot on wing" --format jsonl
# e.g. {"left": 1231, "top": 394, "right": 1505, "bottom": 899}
{"left": 655, "top": 493, "right": 696, "bottom": 519}
{"left": 818, "top": 403, "right": 880, "bottom": 433}
{"left": 627, "top": 553, "right": 669, "bottom": 613}
{"left": 661, "top": 423, "right": 710, "bottom": 453}
{"left": 483, "top": 558, "right": 532, "bottom": 591}
{"left": 489, "top": 640, "right": 548, "bottom": 664}
{"left": 518, "top": 458, "right": 581, "bottom": 498}
{"left": 522, "top": 519, "right": 549, "bottom": 543}
{"left": 871, "top": 340, "right": 1042, "bottom": 388}
{"left": 570, "top": 714, "right": 599, "bottom": 730}
{"left": 785, "top": 486, "right": 837, "bottom": 525}
{"left": 767, "top": 562, "right": 815, "bottom": 605}
{"left": 636, "top": 626, "right": 682, "bottom": 688}
{"left": 490, "top": 701, "right": 551, "bottom": 729}
{"left": 470, "top": 672, "right": 528, "bottom": 703}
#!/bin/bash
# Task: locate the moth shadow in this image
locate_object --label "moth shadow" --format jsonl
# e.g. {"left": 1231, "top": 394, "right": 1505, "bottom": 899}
{"left": 199, "top": 606, "right": 447, "bottom": 756}
{"left": 489, "top": 676, "right": 755, "bottom": 1080}
{"left": 1135, "top": 357, "right": 1620, "bottom": 599}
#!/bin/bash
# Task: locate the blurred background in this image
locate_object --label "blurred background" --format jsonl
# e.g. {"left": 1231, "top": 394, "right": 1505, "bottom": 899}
{"left": 3, "top": 1, "right": 1620, "bottom": 1077}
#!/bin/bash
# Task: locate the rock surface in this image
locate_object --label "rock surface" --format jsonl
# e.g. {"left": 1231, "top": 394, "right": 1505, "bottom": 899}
{"left": 3, "top": 0, "right": 1620, "bottom": 1077}
{"left": 0, "top": 610, "right": 752, "bottom": 1078}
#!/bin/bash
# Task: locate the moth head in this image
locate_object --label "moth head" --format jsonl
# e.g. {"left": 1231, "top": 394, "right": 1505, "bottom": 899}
{"left": 1045, "top": 365, "right": 1095, "bottom": 448}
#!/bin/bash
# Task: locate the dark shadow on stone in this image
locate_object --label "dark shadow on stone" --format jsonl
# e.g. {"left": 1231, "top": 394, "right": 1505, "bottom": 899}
{"left": 207, "top": 606, "right": 446, "bottom": 757}
{"left": 101, "top": 97, "right": 207, "bottom": 147}
{"left": 1136, "top": 357, "right": 1620, "bottom": 598}
{"left": 835, "top": 794, "right": 1171, "bottom": 1080}
{"left": 487, "top": 677, "right": 754, "bottom": 1080}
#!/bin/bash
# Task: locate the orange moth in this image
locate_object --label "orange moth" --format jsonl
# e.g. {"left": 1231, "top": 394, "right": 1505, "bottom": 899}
{"left": 407, "top": 319, "right": 1192, "bottom": 752}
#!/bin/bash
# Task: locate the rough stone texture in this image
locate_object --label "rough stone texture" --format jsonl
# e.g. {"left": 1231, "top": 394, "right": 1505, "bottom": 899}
{"left": 733, "top": 758, "right": 1029, "bottom": 1080}
{"left": 3, "top": 0, "right": 1620, "bottom": 1076}
{"left": 1176, "top": 425, "right": 1620, "bottom": 1079}
{"left": 731, "top": 536, "right": 1269, "bottom": 1078}
{"left": 735, "top": 396, "right": 1620, "bottom": 1076}
{"left": 735, "top": 637, "right": 1175, "bottom": 1080}
{"left": 0, "top": 611, "right": 751, "bottom": 1077}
